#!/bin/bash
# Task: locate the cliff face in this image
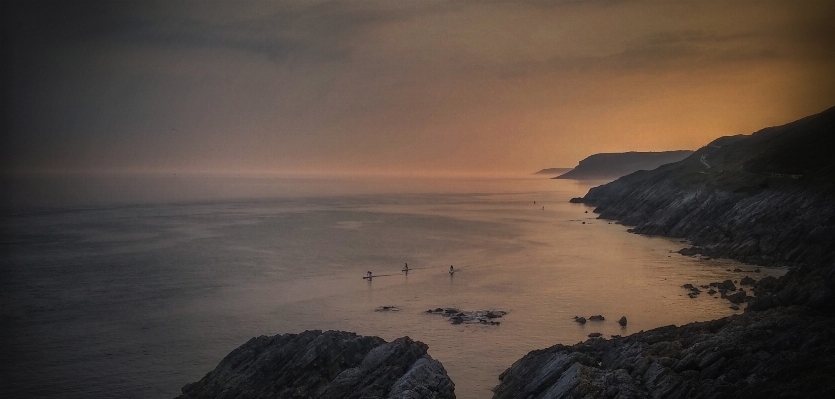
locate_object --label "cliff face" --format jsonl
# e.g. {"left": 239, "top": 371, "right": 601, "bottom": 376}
{"left": 575, "top": 106, "right": 835, "bottom": 310}
{"left": 176, "top": 330, "right": 455, "bottom": 399}
{"left": 493, "top": 306, "right": 835, "bottom": 399}
{"left": 554, "top": 151, "right": 694, "bottom": 180}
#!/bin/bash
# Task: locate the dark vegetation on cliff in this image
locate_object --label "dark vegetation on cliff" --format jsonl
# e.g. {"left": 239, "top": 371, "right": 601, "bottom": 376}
{"left": 177, "top": 330, "right": 455, "bottom": 399}
{"left": 554, "top": 151, "right": 694, "bottom": 180}
{"left": 494, "top": 107, "right": 835, "bottom": 398}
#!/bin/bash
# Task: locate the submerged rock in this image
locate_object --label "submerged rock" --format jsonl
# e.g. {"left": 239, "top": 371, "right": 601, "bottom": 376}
{"left": 176, "top": 330, "right": 455, "bottom": 399}
{"left": 426, "top": 308, "right": 506, "bottom": 326}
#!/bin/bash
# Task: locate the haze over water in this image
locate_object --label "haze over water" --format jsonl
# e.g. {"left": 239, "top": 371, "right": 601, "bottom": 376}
{"left": 2, "top": 175, "right": 783, "bottom": 398}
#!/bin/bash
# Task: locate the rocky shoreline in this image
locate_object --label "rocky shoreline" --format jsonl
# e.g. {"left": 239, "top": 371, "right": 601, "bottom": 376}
{"left": 492, "top": 107, "right": 835, "bottom": 397}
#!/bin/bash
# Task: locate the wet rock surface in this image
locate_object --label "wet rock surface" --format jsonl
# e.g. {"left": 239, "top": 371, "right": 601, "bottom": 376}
{"left": 176, "top": 330, "right": 455, "bottom": 399}
{"left": 493, "top": 307, "right": 835, "bottom": 399}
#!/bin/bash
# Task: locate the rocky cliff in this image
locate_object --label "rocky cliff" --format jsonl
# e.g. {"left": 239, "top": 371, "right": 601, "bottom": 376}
{"left": 573, "top": 106, "right": 835, "bottom": 310}
{"left": 176, "top": 330, "right": 455, "bottom": 399}
{"left": 554, "top": 151, "right": 694, "bottom": 180}
{"left": 492, "top": 107, "right": 835, "bottom": 398}
{"left": 493, "top": 306, "right": 835, "bottom": 399}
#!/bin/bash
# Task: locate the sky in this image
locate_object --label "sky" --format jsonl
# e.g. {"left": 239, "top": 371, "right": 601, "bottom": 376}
{"left": 2, "top": 0, "right": 835, "bottom": 176}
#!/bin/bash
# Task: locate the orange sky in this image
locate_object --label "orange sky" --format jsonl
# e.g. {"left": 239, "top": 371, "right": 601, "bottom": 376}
{"left": 3, "top": 0, "right": 834, "bottom": 175}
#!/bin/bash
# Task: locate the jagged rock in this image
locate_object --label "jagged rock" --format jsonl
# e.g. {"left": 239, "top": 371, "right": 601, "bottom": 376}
{"left": 740, "top": 276, "right": 757, "bottom": 286}
{"left": 493, "top": 307, "right": 835, "bottom": 399}
{"left": 711, "top": 280, "right": 737, "bottom": 291}
{"left": 682, "top": 283, "right": 695, "bottom": 289}
{"left": 753, "top": 276, "right": 779, "bottom": 295}
{"left": 725, "top": 291, "right": 748, "bottom": 304}
{"left": 707, "top": 289, "right": 717, "bottom": 295}
{"left": 618, "top": 316, "right": 628, "bottom": 326}
{"left": 588, "top": 332, "right": 602, "bottom": 338}
{"left": 177, "top": 330, "right": 455, "bottom": 399}
{"left": 589, "top": 315, "right": 605, "bottom": 321}
{"left": 574, "top": 316, "right": 587, "bottom": 324}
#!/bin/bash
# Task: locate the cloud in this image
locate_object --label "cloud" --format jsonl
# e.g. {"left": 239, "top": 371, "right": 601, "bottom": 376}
{"left": 2, "top": 0, "right": 834, "bottom": 174}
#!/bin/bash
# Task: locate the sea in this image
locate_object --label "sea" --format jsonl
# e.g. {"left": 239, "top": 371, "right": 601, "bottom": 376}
{"left": 0, "top": 174, "right": 785, "bottom": 399}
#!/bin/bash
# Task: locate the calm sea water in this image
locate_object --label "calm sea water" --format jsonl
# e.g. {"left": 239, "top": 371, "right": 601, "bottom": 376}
{"left": 1, "top": 175, "right": 783, "bottom": 398}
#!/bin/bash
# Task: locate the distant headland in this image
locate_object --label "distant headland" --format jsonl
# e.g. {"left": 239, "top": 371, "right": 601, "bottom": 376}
{"left": 553, "top": 150, "right": 694, "bottom": 180}
{"left": 532, "top": 167, "right": 573, "bottom": 176}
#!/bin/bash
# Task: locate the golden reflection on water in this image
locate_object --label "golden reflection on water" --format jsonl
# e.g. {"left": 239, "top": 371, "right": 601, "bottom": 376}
{"left": 217, "top": 178, "right": 783, "bottom": 399}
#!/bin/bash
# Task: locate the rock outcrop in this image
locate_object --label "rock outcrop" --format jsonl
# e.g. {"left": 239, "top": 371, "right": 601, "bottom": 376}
{"left": 493, "top": 306, "right": 835, "bottom": 399}
{"left": 176, "top": 330, "right": 455, "bottom": 399}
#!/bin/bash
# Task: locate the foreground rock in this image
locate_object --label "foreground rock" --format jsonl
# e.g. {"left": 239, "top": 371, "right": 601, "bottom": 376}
{"left": 176, "top": 330, "right": 455, "bottom": 399}
{"left": 493, "top": 306, "right": 835, "bottom": 399}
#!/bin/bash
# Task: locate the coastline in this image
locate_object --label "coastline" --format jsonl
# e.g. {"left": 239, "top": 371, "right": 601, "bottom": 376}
{"left": 492, "top": 107, "right": 835, "bottom": 397}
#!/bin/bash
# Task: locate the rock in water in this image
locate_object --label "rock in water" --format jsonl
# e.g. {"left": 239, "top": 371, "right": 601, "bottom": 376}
{"left": 176, "top": 330, "right": 455, "bottom": 399}
{"left": 618, "top": 316, "right": 627, "bottom": 326}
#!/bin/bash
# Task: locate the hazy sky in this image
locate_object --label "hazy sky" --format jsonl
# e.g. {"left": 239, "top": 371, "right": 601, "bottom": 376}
{"left": 3, "top": 0, "right": 834, "bottom": 175}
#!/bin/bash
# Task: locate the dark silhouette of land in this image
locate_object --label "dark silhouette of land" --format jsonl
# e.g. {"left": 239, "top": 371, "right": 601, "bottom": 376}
{"left": 554, "top": 150, "right": 694, "bottom": 180}
{"left": 533, "top": 167, "right": 573, "bottom": 176}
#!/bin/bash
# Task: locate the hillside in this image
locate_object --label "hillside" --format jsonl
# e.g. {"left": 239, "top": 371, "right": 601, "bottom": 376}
{"left": 554, "top": 150, "right": 694, "bottom": 180}
{"left": 494, "top": 106, "right": 835, "bottom": 398}
{"left": 574, "top": 106, "right": 835, "bottom": 272}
